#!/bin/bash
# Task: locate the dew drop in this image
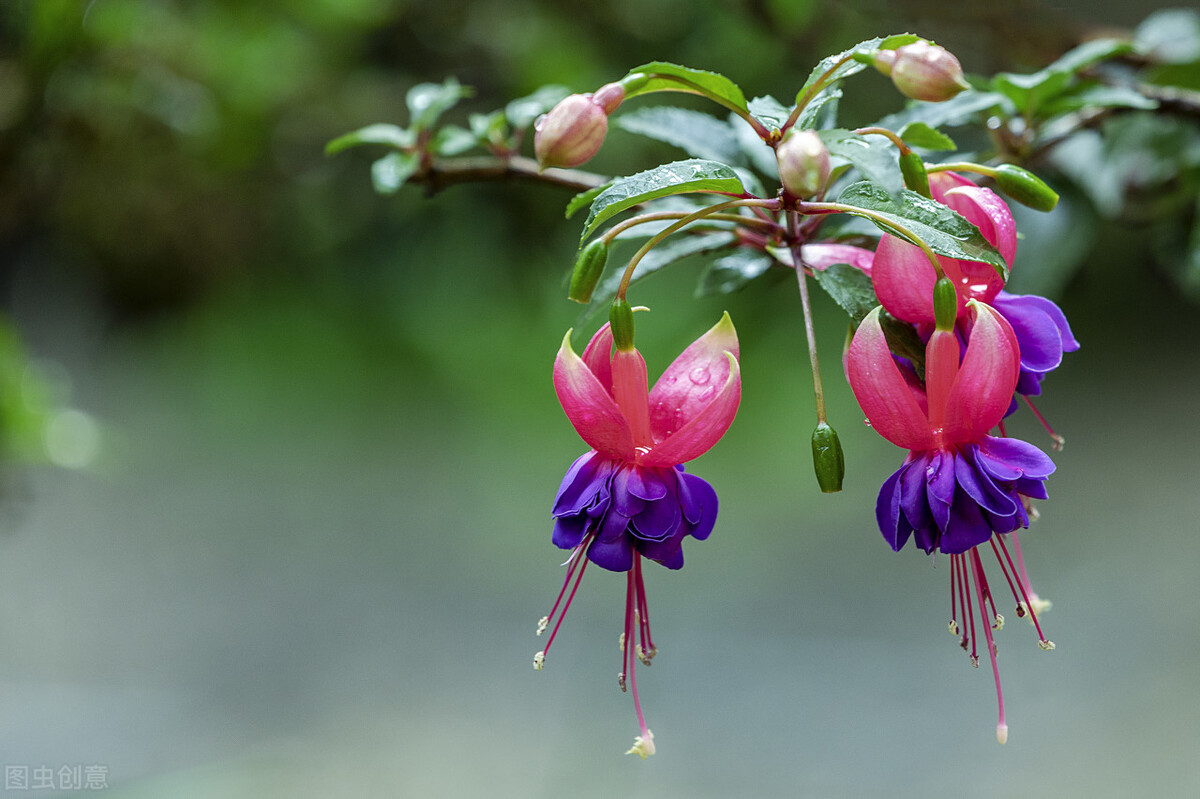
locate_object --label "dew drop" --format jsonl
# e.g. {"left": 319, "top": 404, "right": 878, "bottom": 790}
{"left": 698, "top": 386, "right": 715, "bottom": 401}
{"left": 688, "top": 367, "right": 710, "bottom": 385}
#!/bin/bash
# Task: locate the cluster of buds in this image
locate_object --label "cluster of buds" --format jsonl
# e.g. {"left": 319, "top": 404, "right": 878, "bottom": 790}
{"left": 534, "top": 82, "right": 626, "bottom": 169}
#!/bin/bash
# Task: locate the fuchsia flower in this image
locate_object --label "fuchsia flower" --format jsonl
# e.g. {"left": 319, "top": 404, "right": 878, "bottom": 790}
{"left": 847, "top": 301, "right": 1056, "bottom": 744}
{"left": 535, "top": 313, "right": 741, "bottom": 758}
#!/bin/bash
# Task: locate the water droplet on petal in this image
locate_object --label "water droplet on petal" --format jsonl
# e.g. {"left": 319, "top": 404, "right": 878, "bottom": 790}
{"left": 698, "top": 386, "right": 715, "bottom": 401}
{"left": 689, "top": 367, "right": 710, "bottom": 385}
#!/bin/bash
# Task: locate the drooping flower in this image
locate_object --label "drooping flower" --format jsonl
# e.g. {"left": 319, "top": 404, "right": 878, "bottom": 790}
{"left": 847, "top": 300, "right": 1056, "bottom": 744}
{"left": 535, "top": 312, "right": 741, "bottom": 758}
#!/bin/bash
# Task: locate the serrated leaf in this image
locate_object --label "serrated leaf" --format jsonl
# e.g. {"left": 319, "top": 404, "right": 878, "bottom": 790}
{"left": 1038, "top": 83, "right": 1159, "bottom": 116}
{"left": 614, "top": 107, "right": 744, "bottom": 165}
{"left": 371, "top": 151, "right": 419, "bottom": 195}
{"left": 836, "top": 180, "right": 1008, "bottom": 281}
{"left": 794, "top": 86, "right": 842, "bottom": 130}
{"left": 795, "top": 34, "right": 920, "bottom": 108}
{"left": 730, "top": 113, "right": 778, "bottom": 175}
{"left": 566, "top": 184, "right": 608, "bottom": 220}
{"left": 899, "top": 121, "right": 957, "bottom": 151}
{"left": 588, "top": 232, "right": 737, "bottom": 310}
{"left": 505, "top": 85, "right": 572, "bottom": 130}
{"left": 748, "top": 95, "right": 791, "bottom": 133}
{"left": 811, "top": 263, "right": 879, "bottom": 324}
{"left": 325, "top": 124, "right": 415, "bottom": 156}
{"left": 580, "top": 159, "right": 745, "bottom": 242}
{"left": 695, "top": 250, "right": 774, "bottom": 296}
{"left": 1135, "top": 9, "right": 1200, "bottom": 64}
{"left": 822, "top": 130, "right": 903, "bottom": 197}
{"left": 992, "top": 39, "right": 1133, "bottom": 117}
{"left": 874, "top": 90, "right": 1009, "bottom": 133}
{"left": 431, "top": 125, "right": 478, "bottom": 156}
{"left": 407, "top": 78, "right": 473, "bottom": 131}
{"left": 624, "top": 62, "right": 749, "bottom": 113}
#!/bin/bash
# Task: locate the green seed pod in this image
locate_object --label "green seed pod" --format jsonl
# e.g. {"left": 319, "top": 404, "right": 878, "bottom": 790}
{"left": 568, "top": 239, "right": 609, "bottom": 304}
{"left": 933, "top": 276, "right": 958, "bottom": 331}
{"left": 993, "top": 164, "right": 1059, "bottom": 212}
{"left": 609, "top": 297, "right": 635, "bottom": 351}
{"left": 811, "top": 422, "right": 845, "bottom": 494}
{"left": 899, "top": 152, "right": 931, "bottom": 198}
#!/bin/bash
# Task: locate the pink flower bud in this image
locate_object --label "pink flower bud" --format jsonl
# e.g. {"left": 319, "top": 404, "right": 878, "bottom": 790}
{"left": 534, "top": 94, "right": 609, "bottom": 169}
{"left": 887, "top": 42, "right": 970, "bottom": 103}
{"left": 775, "top": 129, "right": 830, "bottom": 198}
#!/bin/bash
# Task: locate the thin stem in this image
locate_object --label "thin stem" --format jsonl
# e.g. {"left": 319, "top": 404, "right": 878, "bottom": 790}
{"left": 788, "top": 210, "right": 828, "bottom": 423}
{"left": 602, "top": 210, "right": 780, "bottom": 243}
{"left": 855, "top": 126, "right": 910, "bottom": 154}
{"left": 799, "top": 201, "right": 945, "bottom": 279}
{"left": 616, "top": 198, "right": 780, "bottom": 300}
{"left": 925, "top": 161, "right": 998, "bottom": 178}
{"left": 410, "top": 154, "right": 608, "bottom": 195}
{"left": 783, "top": 54, "right": 855, "bottom": 135}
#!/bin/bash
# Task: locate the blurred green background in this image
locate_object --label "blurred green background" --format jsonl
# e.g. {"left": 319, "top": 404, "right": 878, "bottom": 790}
{"left": 1, "top": 1, "right": 1199, "bottom": 796}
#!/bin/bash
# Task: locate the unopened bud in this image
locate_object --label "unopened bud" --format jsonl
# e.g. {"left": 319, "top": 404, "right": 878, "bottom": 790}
{"left": 993, "top": 164, "right": 1060, "bottom": 212}
{"left": 610, "top": 298, "right": 635, "bottom": 351}
{"left": 899, "top": 152, "right": 931, "bottom": 198}
{"left": 776, "top": 130, "right": 831, "bottom": 198}
{"left": 811, "top": 422, "right": 845, "bottom": 493}
{"left": 592, "top": 81, "right": 626, "bottom": 114}
{"left": 887, "top": 42, "right": 970, "bottom": 103}
{"left": 933, "top": 276, "right": 958, "bottom": 331}
{"left": 568, "top": 239, "right": 609, "bottom": 303}
{"left": 535, "top": 94, "right": 609, "bottom": 169}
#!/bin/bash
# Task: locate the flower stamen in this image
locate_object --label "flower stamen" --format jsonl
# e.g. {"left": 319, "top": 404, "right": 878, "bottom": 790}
{"left": 535, "top": 531, "right": 596, "bottom": 668}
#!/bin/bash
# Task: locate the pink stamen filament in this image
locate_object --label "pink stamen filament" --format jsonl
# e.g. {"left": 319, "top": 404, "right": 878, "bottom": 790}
{"left": 540, "top": 532, "right": 595, "bottom": 658}
{"left": 634, "top": 555, "right": 656, "bottom": 661}
{"left": 969, "top": 548, "right": 1007, "bottom": 741}
{"left": 1008, "top": 529, "right": 1036, "bottom": 599}
{"left": 959, "top": 553, "right": 979, "bottom": 664}
{"left": 994, "top": 534, "right": 1050, "bottom": 643}
{"left": 624, "top": 555, "right": 651, "bottom": 740}
{"left": 1023, "top": 396, "right": 1065, "bottom": 450}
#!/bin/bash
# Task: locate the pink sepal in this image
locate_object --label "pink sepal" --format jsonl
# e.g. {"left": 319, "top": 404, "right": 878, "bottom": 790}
{"left": 846, "top": 307, "right": 935, "bottom": 451}
{"left": 647, "top": 311, "right": 739, "bottom": 445}
{"left": 870, "top": 234, "right": 940, "bottom": 325}
{"left": 641, "top": 351, "right": 741, "bottom": 467}
{"left": 553, "top": 330, "right": 635, "bottom": 460}
{"left": 580, "top": 323, "right": 614, "bottom": 395}
{"left": 800, "top": 243, "right": 876, "bottom": 275}
{"left": 942, "top": 301, "right": 1020, "bottom": 443}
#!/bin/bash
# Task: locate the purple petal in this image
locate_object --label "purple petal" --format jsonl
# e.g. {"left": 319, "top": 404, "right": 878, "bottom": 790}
{"left": 876, "top": 466, "right": 911, "bottom": 552}
{"left": 925, "top": 450, "right": 955, "bottom": 533}
{"left": 587, "top": 535, "right": 634, "bottom": 572}
{"left": 552, "top": 515, "right": 588, "bottom": 550}
{"left": 939, "top": 488, "right": 993, "bottom": 554}
{"left": 631, "top": 495, "right": 682, "bottom": 542}
{"left": 596, "top": 508, "right": 631, "bottom": 543}
{"left": 642, "top": 540, "right": 685, "bottom": 570}
{"left": 552, "top": 451, "right": 613, "bottom": 516}
{"left": 900, "top": 454, "right": 933, "bottom": 532}
{"left": 626, "top": 466, "right": 668, "bottom": 502}
{"left": 679, "top": 471, "right": 719, "bottom": 540}
{"left": 609, "top": 466, "right": 647, "bottom": 517}
{"left": 977, "top": 435, "right": 1056, "bottom": 480}
{"left": 954, "top": 448, "right": 1018, "bottom": 518}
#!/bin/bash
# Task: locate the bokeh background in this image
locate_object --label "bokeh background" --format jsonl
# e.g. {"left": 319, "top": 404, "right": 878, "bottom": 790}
{"left": 1, "top": 1, "right": 1199, "bottom": 796}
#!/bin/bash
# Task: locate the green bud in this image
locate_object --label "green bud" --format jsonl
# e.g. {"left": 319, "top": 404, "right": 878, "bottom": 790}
{"left": 610, "top": 298, "right": 635, "bottom": 351}
{"left": 993, "top": 164, "right": 1059, "bottom": 212}
{"left": 933, "top": 276, "right": 957, "bottom": 331}
{"left": 899, "top": 152, "right": 931, "bottom": 198}
{"left": 568, "top": 239, "right": 609, "bottom": 303}
{"left": 776, "top": 130, "right": 831, "bottom": 198}
{"left": 811, "top": 422, "right": 845, "bottom": 493}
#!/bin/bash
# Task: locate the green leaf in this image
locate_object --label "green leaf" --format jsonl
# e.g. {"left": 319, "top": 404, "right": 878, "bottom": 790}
{"left": 992, "top": 39, "right": 1133, "bottom": 116}
{"left": 407, "top": 78, "right": 473, "bottom": 131}
{"left": 580, "top": 159, "right": 745, "bottom": 242}
{"left": 505, "top": 84, "right": 572, "bottom": 130}
{"left": 1038, "top": 83, "right": 1158, "bottom": 116}
{"left": 588, "top": 232, "right": 737, "bottom": 310}
{"left": 821, "top": 130, "right": 904, "bottom": 197}
{"left": 371, "top": 151, "right": 419, "bottom": 195}
{"left": 469, "top": 111, "right": 507, "bottom": 144}
{"left": 730, "top": 113, "right": 778, "bottom": 175}
{"left": 695, "top": 250, "right": 773, "bottom": 296}
{"left": 614, "top": 107, "right": 744, "bottom": 165}
{"left": 566, "top": 184, "right": 608, "bottom": 220}
{"left": 325, "top": 124, "right": 415, "bottom": 156}
{"left": 836, "top": 180, "right": 1009, "bottom": 281}
{"left": 747, "top": 95, "right": 791, "bottom": 133}
{"left": 795, "top": 86, "right": 841, "bottom": 130}
{"left": 430, "top": 125, "right": 478, "bottom": 156}
{"left": 623, "top": 62, "right": 749, "bottom": 113}
{"left": 874, "top": 90, "right": 1008, "bottom": 133}
{"left": 811, "top": 263, "right": 879, "bottom": 324}
{"left": 899, "top": 121, "right": 957, "bottom": 151}
{"left": 880, "top": 311, "right": 926, "bottom": 379}
{"left": 1135, "top": 9, "right": 1200, "bottom": 64}
{"left": 795, "top": 34, "right": 920, "bottom": 108}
